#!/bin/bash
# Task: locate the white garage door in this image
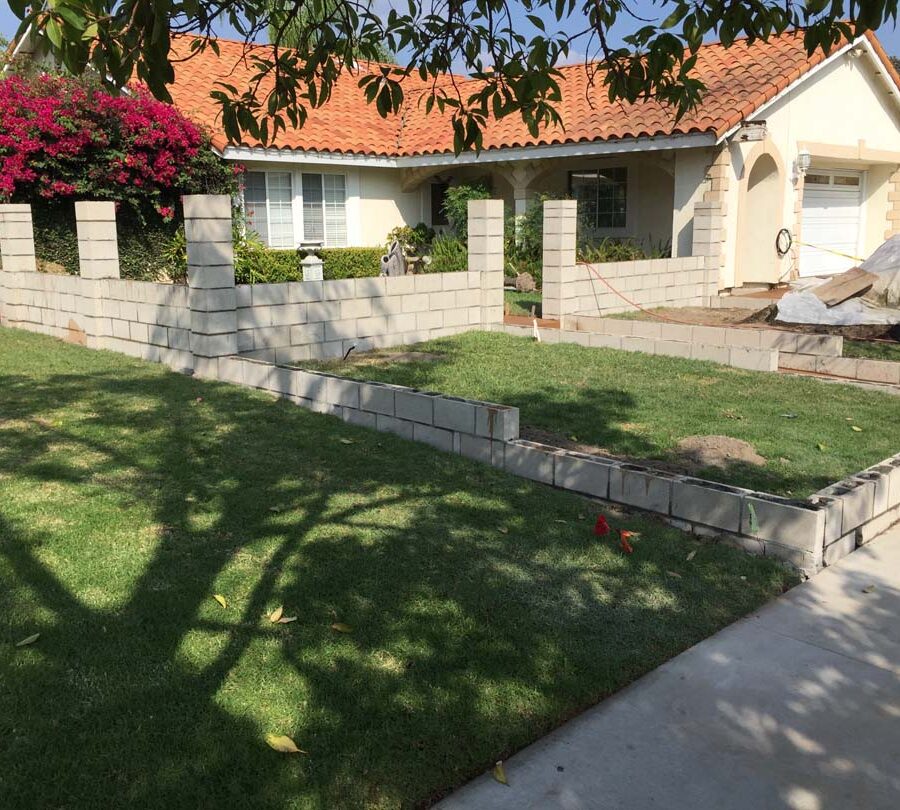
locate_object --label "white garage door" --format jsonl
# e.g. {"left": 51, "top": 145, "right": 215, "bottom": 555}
{"left": 799, "top": 170, "right": 864, "bottom": 277}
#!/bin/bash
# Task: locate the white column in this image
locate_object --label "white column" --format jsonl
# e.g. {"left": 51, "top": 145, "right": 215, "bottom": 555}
{"left": 541, "top": 199, "right": 577, "bottom": 321}
{"left": 467, "top": 199, "right": 505, "bottom": 327}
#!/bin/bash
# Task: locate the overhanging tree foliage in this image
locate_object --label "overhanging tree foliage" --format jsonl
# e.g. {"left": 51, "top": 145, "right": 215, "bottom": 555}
{"left": 9, "top": 1, "right": 899, "bottom": 152}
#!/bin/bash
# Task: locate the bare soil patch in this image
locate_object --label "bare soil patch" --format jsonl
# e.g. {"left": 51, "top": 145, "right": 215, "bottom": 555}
{"left": 339, "top": 349, "right": 445, "bottom": 366}
{"left": 675, "top": 435, "right": 766, "bottom": 470}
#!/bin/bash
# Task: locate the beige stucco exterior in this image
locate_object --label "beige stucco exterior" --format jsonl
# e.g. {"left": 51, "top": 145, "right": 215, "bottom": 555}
{"left": 237, "top": 38, "right": 900, "bottom": 290}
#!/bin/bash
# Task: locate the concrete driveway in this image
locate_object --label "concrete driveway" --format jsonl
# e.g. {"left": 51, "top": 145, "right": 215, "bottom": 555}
{"left": 437, "top": 527, "right": 900, "bottom": 810}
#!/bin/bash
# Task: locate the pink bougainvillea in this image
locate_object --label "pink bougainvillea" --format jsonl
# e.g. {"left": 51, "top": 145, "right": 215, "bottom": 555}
{"left": 0, "top": 73, "right": 235, "bottom": 217}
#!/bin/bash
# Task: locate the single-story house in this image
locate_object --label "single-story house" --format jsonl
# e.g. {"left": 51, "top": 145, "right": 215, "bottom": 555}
{"left": 22, "top": 28, "right": 900, "bottom": 288}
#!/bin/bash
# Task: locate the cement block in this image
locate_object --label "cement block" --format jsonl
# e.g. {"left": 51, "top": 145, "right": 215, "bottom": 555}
{"left": 413, "top": 423, "right": 455, "bottom": 453}
{"left": 855, "top": 469, "right": 890, "bottom": 516}
{"left": 269, "top": 365, "right": 294, "bottom": 396}
{"left": 360, "top": 383, "right": 396, "bottom": 415}
{"left": 671, "top": 478, "right": 747, "bottom": 533}
{"left": 855, "top": 359, "right": 900, "bottom": 385}
{"left": 474, "top": 404, "right": 519, "bottom": 441}
{"left": 823, "top": 532, "right": 857, "bottom": 566}
{"left": 341, "top": 407, "right": 377, "bottom": 429}
{"left": 608, "top": 465, "right": 674, "bottom": 514}
{"left": 729, "top": 347, "right": 779, "bottom": 372}
{"left": 394, "top": 389, "right": 436, "bottom": 424}
{"left": 553, "top": 452, "right": 612, "bottom": 498}
{"left": 375, "top": 414, "right": 414, "bottom": 440}
{"left": 817, "top": 478, "right": 875, "bottom": 534}
{"left": 291, "top": 370, "right": 328, "bottom": 401}
{"left": 857, "top": 503, "right": 900, "bottom": 545}
{"left": 433, "top": 396, "right": 477, "bottom": 434}
{"left": 325, "top": 376, "right": 360, "bottom": 409}
{"left": 503, "top": 440, "right": 559, "bottom": 484}
{"left": 241, "top": 359, "right": 273, "bottom": 389}
{"left": 217, "top": 356, "right": 246, "bottom": 385}
{"left": 691, "top": 344, "right": 730, "bottom": 365}
{"left": 740, "top": 494, "right": 825, "bottom": 554}
{"left": 458, "top": 433, "right": 505, "bottom": 468}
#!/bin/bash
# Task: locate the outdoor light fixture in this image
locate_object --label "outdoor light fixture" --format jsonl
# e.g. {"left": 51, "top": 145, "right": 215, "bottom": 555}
{"left": 797, "top": 150, "right": 812, "bottom": 172}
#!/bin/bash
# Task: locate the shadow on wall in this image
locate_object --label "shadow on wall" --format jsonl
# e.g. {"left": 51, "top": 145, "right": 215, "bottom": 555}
{"left": 0, "top": 332, "right": 792, "bottom": 808}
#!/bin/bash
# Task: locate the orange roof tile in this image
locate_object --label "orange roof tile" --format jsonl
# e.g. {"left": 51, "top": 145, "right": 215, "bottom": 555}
{"left": 162, "top": 30, "right": 899, "bottom": 158}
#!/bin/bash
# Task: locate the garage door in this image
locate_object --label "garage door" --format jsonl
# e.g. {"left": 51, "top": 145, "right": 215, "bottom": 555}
{"left": 799, "top": 170, "right": 864, "bottom": 277}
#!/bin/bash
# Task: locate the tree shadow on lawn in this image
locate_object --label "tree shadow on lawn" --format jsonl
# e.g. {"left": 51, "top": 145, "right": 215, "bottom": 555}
{"left": 0, "top": 356, "right": 793, "bottom": 808}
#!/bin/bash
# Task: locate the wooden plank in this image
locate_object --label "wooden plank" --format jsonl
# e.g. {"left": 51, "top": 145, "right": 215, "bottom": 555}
{"left": 812, "top": 267, "right": 877, "bottom": 307}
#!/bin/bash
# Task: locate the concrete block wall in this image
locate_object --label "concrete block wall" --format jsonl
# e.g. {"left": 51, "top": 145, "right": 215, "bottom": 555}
{"left": 541, "top": 199, "right": 719, "bottom": 321}
{"left": 780, "top": 351, "right": 900, "bottom": 385}
{"left": 235, "top": 271, "right": 489, "bottom": 364}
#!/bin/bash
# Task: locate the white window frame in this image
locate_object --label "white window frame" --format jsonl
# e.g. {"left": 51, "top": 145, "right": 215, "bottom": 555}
{"left": 295, "top": 170, "right": 348, "bottom": 248}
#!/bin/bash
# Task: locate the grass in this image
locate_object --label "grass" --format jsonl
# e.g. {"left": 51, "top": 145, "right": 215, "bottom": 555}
{"left": 0, "top": 326, "right": 797, "bottom": 809}
{"left": 306, "top": 331, "right": 900, "bottom": 497}
{"left": 504, "top": 289, "right": 542, "bottom": 317}
{"left": 843, "top": 338, "right": 900, "bottom": 362}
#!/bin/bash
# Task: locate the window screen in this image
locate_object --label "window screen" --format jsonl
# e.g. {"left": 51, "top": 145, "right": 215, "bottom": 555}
{"left": 244, "top": 172, "right": 269, "bottom": 244}
{"left": 302, "top": 173, "right": 325, "bottom": 243}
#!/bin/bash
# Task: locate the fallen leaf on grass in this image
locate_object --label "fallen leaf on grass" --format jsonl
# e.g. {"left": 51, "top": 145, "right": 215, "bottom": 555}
{"left": 269, "top": 506, "right": 282, "bottom": 513}
{"left": 331, "top": 622, "right": 353, "bottom": 633}
{"left": 851, "top": 426, "right": 863, "bottom": 432}
{"left": 862, "top": 584, "right": 876, "bottom": 594}
{"left": 666, "top": 571, "right": 682, "bottom": 578}
{"left": 339, "top": 438, "right": 355, "bottom": 445}
{"left": 493, "top": 761, "right": 509, "bottom": 786}
{"left": 15, "top": 633, "right": 40, "bottom": 647}
{"left": 817, "top": 443, "right": 827, "bottom": 451}
{"left": 780, "top": 413, "right": 798, "bottom": 419}
{"left": 747, "top": 503, "right": 760, "bottom": 534}
{"left": 278, "top": 616, "right": 298, "bottom": 624}
{"left": 498, "top": 527, "right": 509, "bottom": 535}
{"left": 686, "top": 550, "right": 697, "bottom": 562}
{"left": 265, "top": 734, "right": 307, "bottom": 754}
{"left": 269, "top": 606, "right": 284, "bottom": 623}
{"left": 213, "top": 594, "right": 228, "bottom": 609}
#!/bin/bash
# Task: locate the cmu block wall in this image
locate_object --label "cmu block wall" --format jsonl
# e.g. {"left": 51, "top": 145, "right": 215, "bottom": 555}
{"left": 235, "top": 272, "right": 487, "bottom": 364}
{"left": 541, "top": 199, "right": 719, "bottom": 321}
{"left": 1, "top": 196, "right": 505, "bottom": 372}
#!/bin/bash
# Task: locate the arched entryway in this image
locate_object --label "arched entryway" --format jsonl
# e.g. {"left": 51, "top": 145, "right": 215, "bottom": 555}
{"left": 735, "top": 150, "right": 784, "bottom": 286}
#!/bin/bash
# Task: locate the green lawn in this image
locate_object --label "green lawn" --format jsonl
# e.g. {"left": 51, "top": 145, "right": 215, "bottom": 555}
{"left": 504, "top": 289, "right": 542, "bottom": 317}
{"left": 307, "top": 331, "right": 900, "bottom": 497}
{"left": 0, "top": 326, "right": 796, "bottom": 809}
{"left": 843, "top": 338, "right": 900, "bottom": 362}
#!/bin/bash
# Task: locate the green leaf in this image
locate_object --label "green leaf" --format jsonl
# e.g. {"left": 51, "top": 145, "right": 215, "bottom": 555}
{"left": 747, "top": 503, "right": 759, "bottom": 534}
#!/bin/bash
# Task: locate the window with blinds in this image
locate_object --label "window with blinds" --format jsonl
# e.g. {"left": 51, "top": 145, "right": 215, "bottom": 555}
{"left": 243, "top": 170, "right": 349, "bottom": 248}
{"left": 243, "top": 171, "right": 294, "bottom": 248}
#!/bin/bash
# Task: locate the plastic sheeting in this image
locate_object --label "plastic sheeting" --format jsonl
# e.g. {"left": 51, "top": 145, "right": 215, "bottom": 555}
{"left": 775, "top": 235, "right": 900, "bottom": 324}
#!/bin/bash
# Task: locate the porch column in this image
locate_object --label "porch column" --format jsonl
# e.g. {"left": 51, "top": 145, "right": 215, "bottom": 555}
{"left": 541, "top": 199, "right": 577, "bottom": 321}
{"left": 184, "top": 194, "right": 238, "bottom": 379}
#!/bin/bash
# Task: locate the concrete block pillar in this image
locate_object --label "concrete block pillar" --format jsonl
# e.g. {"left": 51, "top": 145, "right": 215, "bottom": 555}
{"left": 0, "top": 203, "right": 37, "bottom": 273}
{"left": 0, "top": 204, "right": 37, "bottom": 325}
{"left": 184, "top": 194, "right": 237, "bottom": 378}
{"left": 541, "top": 199, "right": 577, "bottom": 321}
{"left": 467, "top": 199, "right": 505, "bottom": 327}
{"left": 75, "top": 201, "right": 120, "bottom": 279}
{"left": 691, "top": 200, "right": 724, "bottom": 294}
{"left": 74, "top": 201, "right": 120, "bottom": 347}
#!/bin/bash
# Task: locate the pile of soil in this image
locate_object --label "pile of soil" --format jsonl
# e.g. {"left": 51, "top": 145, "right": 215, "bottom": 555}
{"left": 675, "top": 435, "right": 766, "bottom": 470}
{"left": 520, "top": 427, "right": 766, "bottom": 476}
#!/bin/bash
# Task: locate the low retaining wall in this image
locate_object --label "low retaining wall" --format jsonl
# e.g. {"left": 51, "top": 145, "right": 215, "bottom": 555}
{"left": 207, "top": 352, "right": 899, "bottom": 578}
{"left": 0, "top": 270, "right": 194, "bottom": 371}
{"left": 543, "top": 256, "right": 717, "bottom": 320}
{"left": 236, "top": 272, "right": 494, "bottom": 364}
{"left": 499, "top": 323, "right": 779, "bottom": 372}
{"left": 780, "top": 352, "right": 900, "bottom": 385}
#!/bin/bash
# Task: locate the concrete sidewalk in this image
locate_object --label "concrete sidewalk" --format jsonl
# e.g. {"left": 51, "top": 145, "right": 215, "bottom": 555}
{"left": 438, "top": 528, "right": 900, "bottom": 810}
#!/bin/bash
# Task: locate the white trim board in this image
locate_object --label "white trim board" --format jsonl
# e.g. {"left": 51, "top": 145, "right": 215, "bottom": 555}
{"left": 222, "top": 132, "right": 717, "bottom": 170}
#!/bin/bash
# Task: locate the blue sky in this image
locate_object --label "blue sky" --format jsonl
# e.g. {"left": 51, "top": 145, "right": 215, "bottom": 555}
{"left": 3, "top": 2, "right": 900, "bottom": 61}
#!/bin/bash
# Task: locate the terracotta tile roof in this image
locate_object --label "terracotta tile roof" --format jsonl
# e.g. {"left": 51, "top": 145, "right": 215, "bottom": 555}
{"left": 162, "top": 30, "right": 899, "bottom": 158}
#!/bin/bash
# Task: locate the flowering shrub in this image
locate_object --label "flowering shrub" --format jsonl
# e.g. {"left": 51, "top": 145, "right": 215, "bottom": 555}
{"left": 0, "top": 73, "right": 236, "bottom": 218}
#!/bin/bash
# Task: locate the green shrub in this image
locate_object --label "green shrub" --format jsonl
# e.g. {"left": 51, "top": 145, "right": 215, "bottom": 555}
{"left": 384, "top": 223, "right": 435, "bottom": 256}
{"left": 578, "top": 237, "right": 671, "bottom": 263}
{"left": 319, "top": 247, "right": 384, "bottom": 279}
{"left": 425, "top": 234, "right": 467, "bottom": 274}
{"left": 31, "top": 203, "right": 184, "bottom": 282}
{"left": 443, "top": 183, "right": 491, "bottom": 240}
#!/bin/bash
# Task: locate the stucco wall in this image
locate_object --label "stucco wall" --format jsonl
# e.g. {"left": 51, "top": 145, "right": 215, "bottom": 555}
{"left": 723, "top": 45, "right": 900, "bottom": 286}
